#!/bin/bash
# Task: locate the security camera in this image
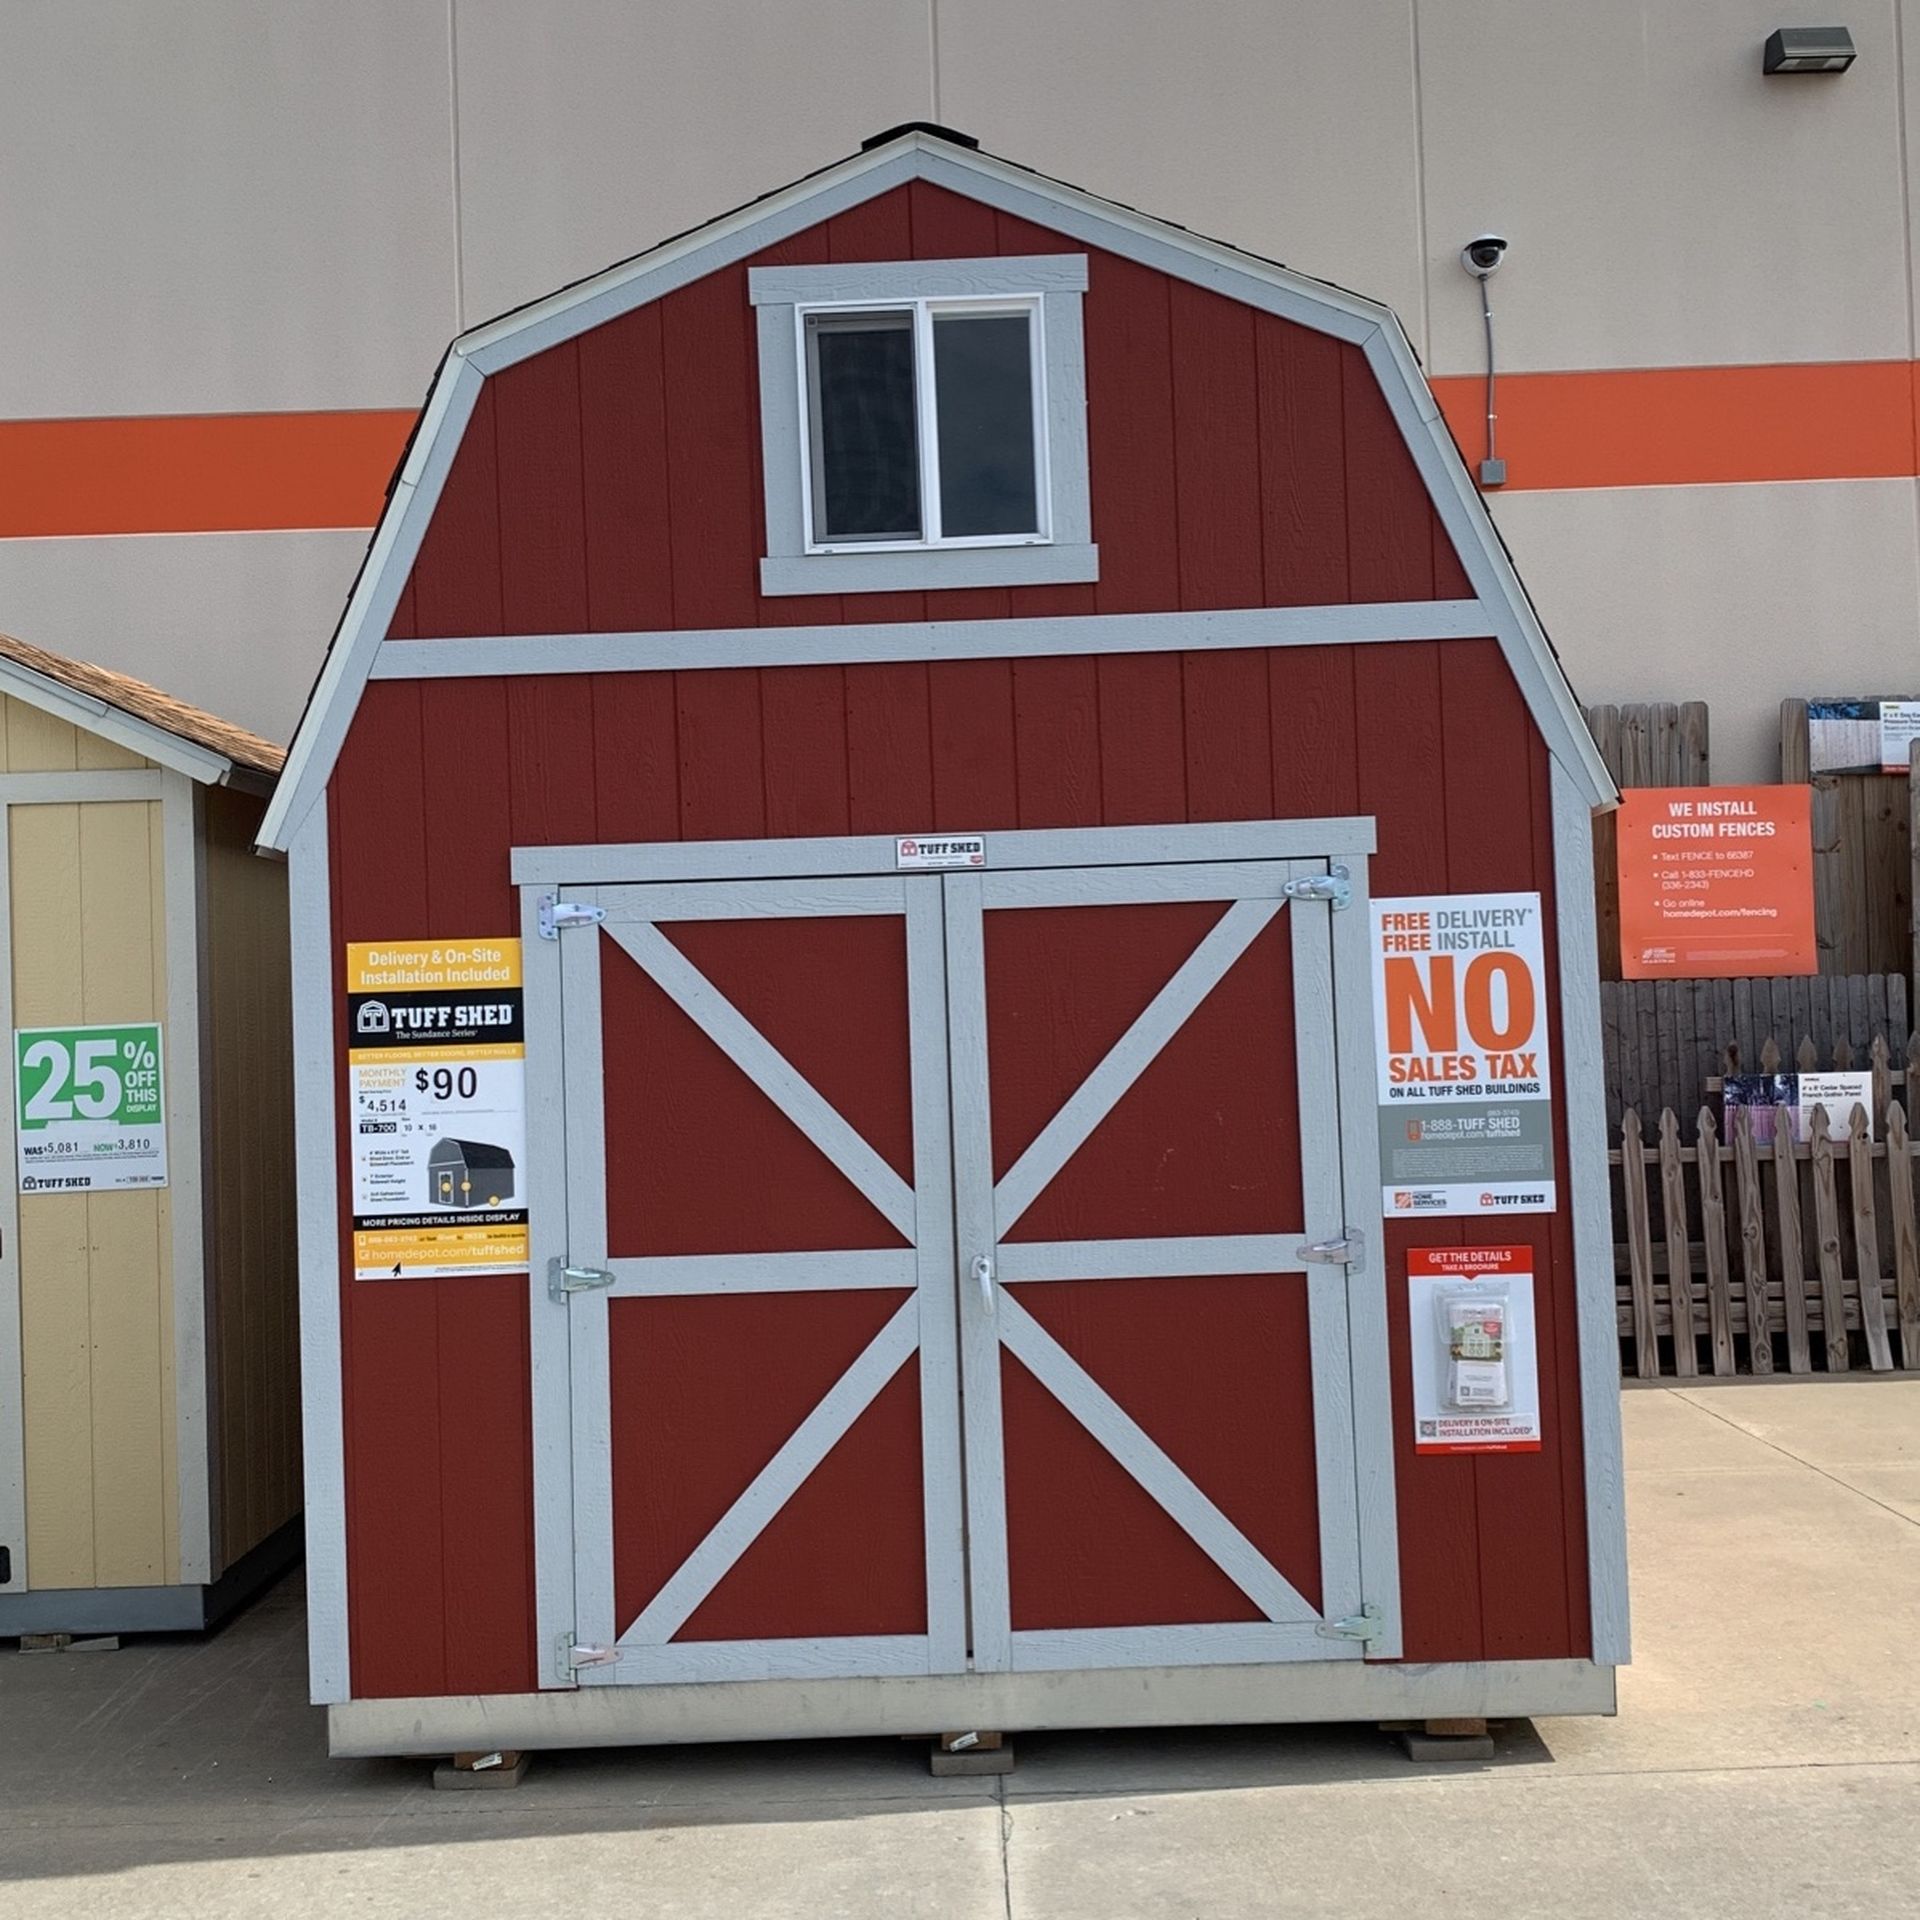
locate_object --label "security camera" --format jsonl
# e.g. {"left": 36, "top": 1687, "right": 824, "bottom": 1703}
{"left": 1461, "top": 234, "right": 1508, "bottom": 278}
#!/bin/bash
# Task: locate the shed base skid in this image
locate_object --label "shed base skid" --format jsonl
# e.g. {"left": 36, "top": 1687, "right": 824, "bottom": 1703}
{"left": 0, "top": 1514, "right": 302, "bottom": 1641}
{"left": 327, "top": 1657, "right": 1615, "bottom": 1758}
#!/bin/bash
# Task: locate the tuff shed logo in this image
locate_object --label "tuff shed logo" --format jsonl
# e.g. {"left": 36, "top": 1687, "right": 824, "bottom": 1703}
{"left": 895, "top": 833, "right": 987, "bottom": 870}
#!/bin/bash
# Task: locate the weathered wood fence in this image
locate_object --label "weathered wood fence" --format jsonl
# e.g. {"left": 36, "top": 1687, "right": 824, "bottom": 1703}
{"left": 1585, "top": 701, "right": 1710, "bottom": 985}
{"left": 1613, "top": 1034, "right": 1920, "bottom": 1377}
{"left": 1600, "top": 973, "right": 1910, "bottom": 1126}
{"left": 1780, "top": 699, "right": 1915, "bottom": 979}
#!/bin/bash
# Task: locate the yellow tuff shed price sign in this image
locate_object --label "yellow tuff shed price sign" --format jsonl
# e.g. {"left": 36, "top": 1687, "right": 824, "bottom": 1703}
{"left": 346, "top": 938, "right": 527, "bottom": 1281}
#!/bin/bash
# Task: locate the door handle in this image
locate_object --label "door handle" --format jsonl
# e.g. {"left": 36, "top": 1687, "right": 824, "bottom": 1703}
{"left": 971, "top": 1252, "right": 995, "bottom": 1312}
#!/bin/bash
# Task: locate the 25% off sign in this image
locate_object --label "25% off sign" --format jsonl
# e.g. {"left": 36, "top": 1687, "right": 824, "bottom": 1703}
{"left": 14, "top": 1022, "right": 169, "bottom": 1191}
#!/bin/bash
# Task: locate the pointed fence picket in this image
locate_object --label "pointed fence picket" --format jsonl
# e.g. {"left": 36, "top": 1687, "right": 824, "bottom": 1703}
{"left": 1610, "top": 1032, "right": 1920, "bottom": 1375}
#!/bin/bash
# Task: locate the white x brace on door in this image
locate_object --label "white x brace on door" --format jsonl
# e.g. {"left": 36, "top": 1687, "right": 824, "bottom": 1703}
{"left": 522, "top": 823, "right": 1399, "bottom": 1691}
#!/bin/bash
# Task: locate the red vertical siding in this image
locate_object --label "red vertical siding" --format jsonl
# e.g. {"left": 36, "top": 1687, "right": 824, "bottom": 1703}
{"left": 329, "top": 638, "right": 1589, "bottom": 1696}
{"left": 579, "top": 307, "right": 676, "bottom": 632}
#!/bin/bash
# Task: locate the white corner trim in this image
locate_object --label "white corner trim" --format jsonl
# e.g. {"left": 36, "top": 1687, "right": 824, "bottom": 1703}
{"left": 288, "top": 802, "right": 350, "bottom": 1702}
{"left": 162, "top": 770, "right": 214, "bottom": 1586}
{"left": 262, "top": 129, "right": 1610, "bottom": 848}
{"left": 256, "top": 355, "right": 483, "bottom": 853}
{"left": 370, "top": 602, "right": 1494, "bottom": 682}
{"left": 1551, "top": 760, "right": 1631, "bottom": 1667}
{"left": 1357, "top": 322, "right": 1615, "bottom": 809}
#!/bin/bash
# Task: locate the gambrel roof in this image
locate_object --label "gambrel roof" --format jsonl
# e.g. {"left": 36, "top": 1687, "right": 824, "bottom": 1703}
{"left": 259, "top": 125, "right": 1613, "bottom": 851}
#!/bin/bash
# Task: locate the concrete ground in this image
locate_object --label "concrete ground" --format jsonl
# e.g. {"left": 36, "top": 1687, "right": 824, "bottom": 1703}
{"left": 2, "top": 1381, "right": 1917, "bottom": 1918}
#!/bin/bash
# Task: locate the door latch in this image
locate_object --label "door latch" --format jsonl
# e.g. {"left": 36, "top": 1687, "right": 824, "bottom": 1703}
{"left": 548, "top": 1258, "right": 616, "bottom": 1301}
{"left": 1281, "top": 865, "right": 1351, "bottom": 911}
{"left": 971, "top": 1252, "right": 995, "bottom": 1312}
{"left": 1295, "top": 1230, "right": 1362, "bottom": 1268}
{"left": 538, "top": 893, "right": 606, "bottom": 940}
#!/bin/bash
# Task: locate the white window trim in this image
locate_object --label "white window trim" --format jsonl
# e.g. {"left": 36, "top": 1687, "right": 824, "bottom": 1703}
{"left": 796, "top": 294, "right": 1053, "bottom": 555}
{"left": 752, "top": 254, "right": 1097, "bottom": 596}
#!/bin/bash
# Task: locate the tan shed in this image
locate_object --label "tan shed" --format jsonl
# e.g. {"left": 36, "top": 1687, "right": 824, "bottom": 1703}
{"left": 0, "top": 634, "right": 299, "bottom": 1636}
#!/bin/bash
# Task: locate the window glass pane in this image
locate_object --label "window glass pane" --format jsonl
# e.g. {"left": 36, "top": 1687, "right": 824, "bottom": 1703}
{"left": 806, "top": 311, "right": 921, "bottom": 542}
{"left": 933, "top": 312, "right": 1038, "bottom": 538}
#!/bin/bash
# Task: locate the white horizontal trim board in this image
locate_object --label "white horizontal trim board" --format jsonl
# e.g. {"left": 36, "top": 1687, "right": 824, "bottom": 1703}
{"left": 606, "top": 1250, "right": 915, "bottom": 1296}
{"left": 749, "top": 254, "right": 1091, "bottom": 304}
{"left": 616, "top": 1636, "right": 934, "bottom": 1685}
{"left": 1010, "top": 1623, "right": 1348, "bottom": 1671}
{"left": 328, "top": 1658, "right": 1617, "bottom": 1755}
{"left": 369, "top": 600, "right": 1492, "bottom": 681}
{"left": 513, "top": 818, "right": 1377, "bottom": 888}
{"left": 759, "top": 543, "right": 1098, "bottom": 597}
{"left": 0, "top": 770, "right": 166, "bottom": 804}
{"left": 994, "top": 1234, "right": 1306, "bottom": 1283}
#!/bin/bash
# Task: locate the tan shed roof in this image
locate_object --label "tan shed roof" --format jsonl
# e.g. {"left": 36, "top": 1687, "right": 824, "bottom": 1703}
{"left": 0, "top": 632, "right": 284, "bottom": 778}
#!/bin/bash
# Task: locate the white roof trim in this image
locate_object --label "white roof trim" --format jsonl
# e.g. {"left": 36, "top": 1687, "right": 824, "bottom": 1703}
{"left": 0, "top": 653, "right": 235, "bottom": 787}
{"left": 259, "top": 131, "right": 1611, "bottom": 852}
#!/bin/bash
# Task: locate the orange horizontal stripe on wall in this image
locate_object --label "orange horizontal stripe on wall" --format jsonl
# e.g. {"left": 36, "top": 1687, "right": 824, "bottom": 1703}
{"left": 1429, "top": 360, "right": 1918, "bottom": 490}
{"left": 0, "top": 362, "right": 1915, "bottom": 539}
{"left": 0, "top": 409, "right": 417, "bottom": 537}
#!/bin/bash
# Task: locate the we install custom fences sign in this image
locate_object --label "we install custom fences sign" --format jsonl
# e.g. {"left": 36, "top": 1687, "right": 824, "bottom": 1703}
{"left": 1370, "top": 893, "right": 1554, "bottom": 1217}
{"left": 1615, "top": 785, "right": 1815, "bottom": 979}
{"left": 15, "top": 1022, "right": 168, "bottom": 1193}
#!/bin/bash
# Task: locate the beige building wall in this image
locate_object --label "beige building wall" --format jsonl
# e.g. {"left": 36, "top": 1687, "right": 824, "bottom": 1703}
{"left": 1, "top": 1, "right": 1916, "bottom": 775}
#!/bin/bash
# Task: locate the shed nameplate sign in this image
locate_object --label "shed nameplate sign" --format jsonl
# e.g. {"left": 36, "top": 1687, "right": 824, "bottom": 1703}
{"left": 895, "top": 834, "right": 986, "bottom": 870}
{"left": 14, "top": 1022, "right": 167, "bottom": 1193}
{"left": 1370, "top": 892, "right": 1555, "bottom": 1216}
{"left": 346, "top": 939, "right": 527, "bottom": 1280}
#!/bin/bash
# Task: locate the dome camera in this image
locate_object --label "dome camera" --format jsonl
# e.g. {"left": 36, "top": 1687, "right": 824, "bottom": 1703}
{"left": 1461, "top": 234, "right": 1508, "bottom": 278}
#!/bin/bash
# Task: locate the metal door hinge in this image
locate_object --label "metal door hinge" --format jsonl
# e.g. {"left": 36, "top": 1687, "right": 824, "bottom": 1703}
{"left": 558, "top": 1633, "right": 621, "bottom": 1680}
{"left": 1296, "top": 1229, "right": 1362, "bottom": 1268}
{"left": 1316, "top": 1602, "right": 1383, "bottom": 1644}
{"left": 1282, "top": 865, "right": 1352, "bottom": 911}
{"left": 548, "top": 1257, "right": 616, "bottom": 1301}
{"left": 538, "top": 893, "right": 606, "bottom": 940}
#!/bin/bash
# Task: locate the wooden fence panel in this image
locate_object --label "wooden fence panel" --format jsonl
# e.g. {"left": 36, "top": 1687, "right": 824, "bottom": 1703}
{"left": 1613, "top": 1095, "right": 1920, "bottom": 1377}
{"left": 1781, "top": 696, "right": 1915, "bottom": 978}
{"left": 1847, "top": 1105, "right": 1893, "bottom": 1371}
{"left": 1600, "top": 976, "right": 1911, "bottom": 1124}
{"left": 1585, "top": 699, "right": 1710, "bottom": 984}
{"left": 1890, "top": 1102, "right": 1920, "bottom": 1370}
{"left": 1659, "top": 1108, "right": 1698, "bottom": 1376}
{"left": 1619, "top": 1108, "right": 1660, "bottom": 1378}
{"left": 1730, "top": 1106, "right": 1771, "bottom": 1374}
{"left": 1773, "top": 1109, "right": 1813, "bottom": 1371}
{"left": 1696, "top": 1107, "right": 1737, "bottom": 1374}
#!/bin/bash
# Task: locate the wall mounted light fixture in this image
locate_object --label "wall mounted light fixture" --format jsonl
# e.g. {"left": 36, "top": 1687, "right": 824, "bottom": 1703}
{"left": 1763, "top": 27, "right": 1857, "bottom": 73}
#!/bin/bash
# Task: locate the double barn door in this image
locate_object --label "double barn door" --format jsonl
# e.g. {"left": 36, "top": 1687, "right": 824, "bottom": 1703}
{"left": 527, "top": 829, "right": 1397, "bottom": 1689}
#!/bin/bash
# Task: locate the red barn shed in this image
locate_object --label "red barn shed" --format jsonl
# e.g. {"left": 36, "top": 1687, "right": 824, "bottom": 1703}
{"left": 261, "top": 125, "right": 1626, "bottom": 1761}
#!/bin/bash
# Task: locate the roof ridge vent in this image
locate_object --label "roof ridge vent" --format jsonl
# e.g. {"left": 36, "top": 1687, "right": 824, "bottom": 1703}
{"left": 861, "top": 121, "right": 980, "bottom": 151}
